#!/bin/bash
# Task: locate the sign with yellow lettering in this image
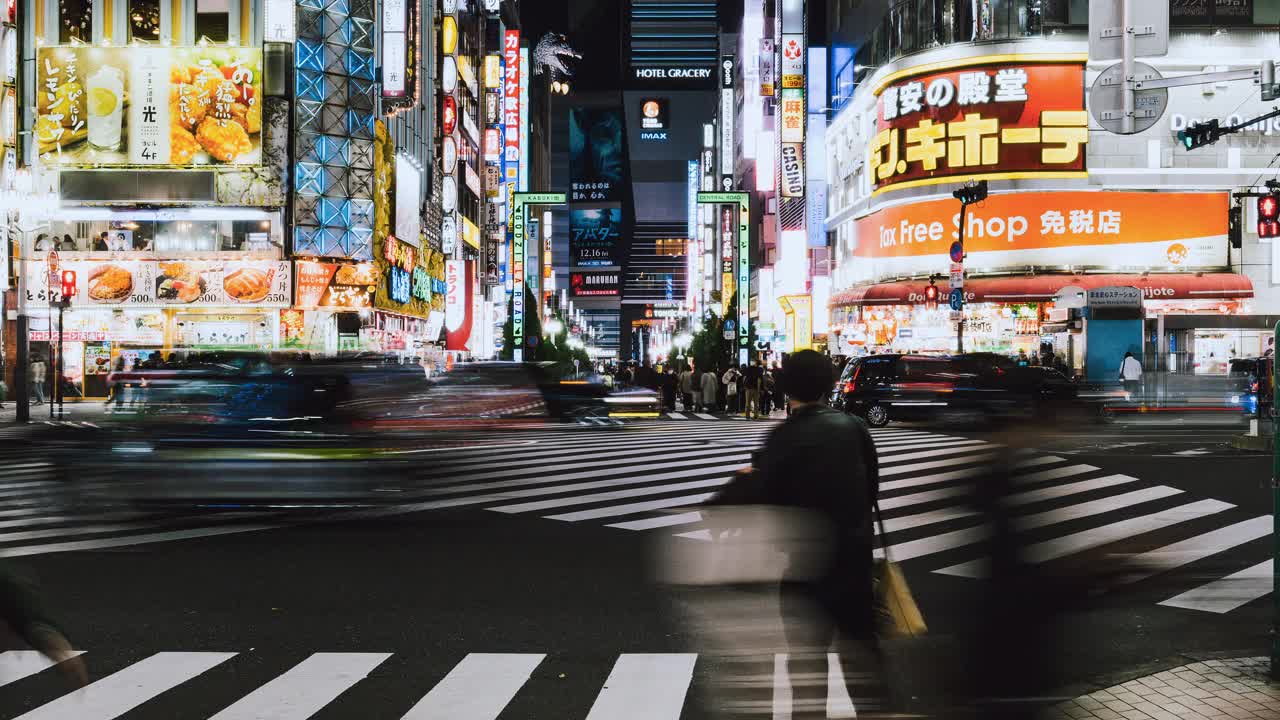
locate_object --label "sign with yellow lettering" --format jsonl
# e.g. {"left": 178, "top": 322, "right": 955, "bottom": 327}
{"left": 869, "top": 59, "right": 1086, "bottom": 194}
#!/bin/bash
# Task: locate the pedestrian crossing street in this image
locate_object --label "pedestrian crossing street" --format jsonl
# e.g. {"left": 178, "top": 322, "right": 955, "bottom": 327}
{"left": 367, "top": 423, "right": 1276, "bottom": 616}
{"left": 0, "top": 424, "right": 1273, "bottom": 615}
{"left": 1, "top": 649, "right": 846, "bottom": 720}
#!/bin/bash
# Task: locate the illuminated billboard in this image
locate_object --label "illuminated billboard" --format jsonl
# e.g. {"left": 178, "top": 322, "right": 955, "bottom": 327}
{"left": 569, "top": 107, "right": 624, "bottom": 202}
{"left": 37, "top": 46, "right": 264, "bottom": 167}
{"left": 870, "top": 60, "right": 1088, "bottom": 194}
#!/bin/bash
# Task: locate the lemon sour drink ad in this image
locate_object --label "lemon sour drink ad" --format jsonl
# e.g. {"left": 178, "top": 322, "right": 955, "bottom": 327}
{"left": 86, "top": 65, "right": 123, "bottom": 150}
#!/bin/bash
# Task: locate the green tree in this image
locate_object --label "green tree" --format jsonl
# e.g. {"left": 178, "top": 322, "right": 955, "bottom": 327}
{"left": 499, "top": 288, "right": 590, "bottom": 372}
{"left": 500, "top": 287, "right": 543, "bottom": 361}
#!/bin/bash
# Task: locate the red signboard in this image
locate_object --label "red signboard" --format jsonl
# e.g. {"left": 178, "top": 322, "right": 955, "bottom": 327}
{"left": 503, "top": 30, "right": 521, "bottom": 168}
{"left": 870, "top": 61, "right": 1087, "bottom": 193}
{"left": 441, "top": 96, "right": 457, "bottom": 136}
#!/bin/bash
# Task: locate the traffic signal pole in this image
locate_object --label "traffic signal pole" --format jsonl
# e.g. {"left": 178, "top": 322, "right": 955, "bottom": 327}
{"left": 955, "top": 211, "right": 967, "bottom": 354}
{"left": 1274, "top": 320, "right": 1280, "bottom": 679}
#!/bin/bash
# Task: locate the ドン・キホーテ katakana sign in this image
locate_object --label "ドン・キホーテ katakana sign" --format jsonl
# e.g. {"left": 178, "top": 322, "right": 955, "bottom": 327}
{"left": 869, "top": 59, "right": 1088, "bottom": 193}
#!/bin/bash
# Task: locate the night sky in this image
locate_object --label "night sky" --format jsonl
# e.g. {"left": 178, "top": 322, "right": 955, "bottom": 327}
{"left": 521, "top": 0, "right": 622, "bottom": 93}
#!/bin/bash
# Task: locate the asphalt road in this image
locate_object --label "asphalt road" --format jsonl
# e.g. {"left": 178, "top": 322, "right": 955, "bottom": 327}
{"left": 0, "top": 416, "right": 1273, "bottom": 719}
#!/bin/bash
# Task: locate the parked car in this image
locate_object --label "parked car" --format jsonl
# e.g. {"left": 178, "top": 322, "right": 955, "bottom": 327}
{"left": 829, "top": 353, "right": 1077, "bottom": 427}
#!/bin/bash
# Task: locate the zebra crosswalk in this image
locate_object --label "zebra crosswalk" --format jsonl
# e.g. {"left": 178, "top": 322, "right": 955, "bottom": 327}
{"left": 365, "top": 424, "right": 1275, "bottom": 616}
{"left": 0, "top": 423, "right": 1273, "bottom": 615}
{"left": 0, "top": 649, "right": 851, "bottom": 719}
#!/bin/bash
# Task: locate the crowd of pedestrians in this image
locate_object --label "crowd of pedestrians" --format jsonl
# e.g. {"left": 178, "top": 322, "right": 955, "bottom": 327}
{"left": 617, "top": 357, "right": 800, "bottom": 418}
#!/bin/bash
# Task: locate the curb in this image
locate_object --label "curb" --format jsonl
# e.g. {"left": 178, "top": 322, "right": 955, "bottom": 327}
{"left": 1232, "top": 434, "right": 1274, "bottom": 451}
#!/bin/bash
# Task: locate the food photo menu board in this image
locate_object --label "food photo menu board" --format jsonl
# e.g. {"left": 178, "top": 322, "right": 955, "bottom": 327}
{"left": 36, "top": 45, "right": 264, "bottom": 166}
{"left": 25, "top": 260, "right": 291, "bottom": 307}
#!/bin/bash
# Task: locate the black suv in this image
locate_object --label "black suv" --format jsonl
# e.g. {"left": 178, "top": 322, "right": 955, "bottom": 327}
{"left": 830, "top": 353, "right": 1076, "bottom": 427}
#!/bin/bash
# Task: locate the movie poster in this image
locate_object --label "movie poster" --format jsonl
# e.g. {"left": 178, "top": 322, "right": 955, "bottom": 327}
{"left": 570, "top": 207, "right": 622, "bottom": 268}
{"left": 568, "top": 107, "right": 624, "bottom": 203}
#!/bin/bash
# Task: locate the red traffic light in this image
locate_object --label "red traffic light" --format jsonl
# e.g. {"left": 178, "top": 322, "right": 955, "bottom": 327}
{"left": 1260, "top": 194, "right": 1279, "bottom": 222}
{"left": 59, "top": 269, "right": 77, "bottom": 299}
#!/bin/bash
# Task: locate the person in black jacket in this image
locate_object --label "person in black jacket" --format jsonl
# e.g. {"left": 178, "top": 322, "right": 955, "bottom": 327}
{"left": 752, "top": 349, "right": 885, "bottom": 718}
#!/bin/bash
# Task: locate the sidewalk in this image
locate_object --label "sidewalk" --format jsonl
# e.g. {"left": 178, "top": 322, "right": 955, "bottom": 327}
{"left": 1051, "top": 658, "right": 1280, "bottom": 720}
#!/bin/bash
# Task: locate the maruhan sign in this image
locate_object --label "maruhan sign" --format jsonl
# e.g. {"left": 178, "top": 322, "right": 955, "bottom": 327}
{"left": 635, "top": 67, "right": 713, "bottom": 80}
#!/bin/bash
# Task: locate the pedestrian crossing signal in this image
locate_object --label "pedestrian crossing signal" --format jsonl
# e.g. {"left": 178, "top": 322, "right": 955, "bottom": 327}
{"left": 59, "top": 269, "right": 76, "bottom": 300}
{"left": 1258, "top": 193, "right": 1280, "bottom": 238}
{"left": 924, "top": 282, "right": 938, "bottom": 307}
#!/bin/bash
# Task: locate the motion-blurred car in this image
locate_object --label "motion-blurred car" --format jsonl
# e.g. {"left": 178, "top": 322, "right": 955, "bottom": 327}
{"left": 408, "top": 362, "right": 616, "bottom": 422}
{"left": 829, "top": 353, "right": 1077, "bottom": 427}
{"left": 1228, "top": 357, "right": 1273, "bottom": 416}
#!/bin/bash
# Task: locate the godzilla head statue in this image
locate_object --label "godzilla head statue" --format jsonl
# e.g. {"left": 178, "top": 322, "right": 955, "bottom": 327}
{"left": 533, "top": 31, "right": 582, "bottom": 83}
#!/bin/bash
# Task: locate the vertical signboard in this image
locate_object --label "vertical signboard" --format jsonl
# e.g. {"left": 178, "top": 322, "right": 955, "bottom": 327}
{"left": 441, "top": 5, "right": 459, "bottom": 260}
{"left": 381, "top": 0, "right": 409, "bottom": 99}
{"left": 687, "top": 160, "right": 699, "bottom": 241}
{"left": 503, "top": 30, "right": 521, "bottom": 180}
{"left": 781, "top": 34, "right": 804, "bottom": 89}
{"left": 759, "top": 38, "right": 776, "bottom": 96}
{"left": 512, "top": 198, "right": 526, "bottom": 361}
{"left": 720, "top": 56, "right": 734, "bottom": 189}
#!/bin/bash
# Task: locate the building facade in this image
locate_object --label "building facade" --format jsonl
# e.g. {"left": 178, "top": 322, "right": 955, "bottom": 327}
{"left": 825, "top": 0, "right": 1280, "bottom": 380}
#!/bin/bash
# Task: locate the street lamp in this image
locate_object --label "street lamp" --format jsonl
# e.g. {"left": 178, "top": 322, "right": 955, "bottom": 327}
{"left": 545, "top": 317, "right": 564, "bottom": 337}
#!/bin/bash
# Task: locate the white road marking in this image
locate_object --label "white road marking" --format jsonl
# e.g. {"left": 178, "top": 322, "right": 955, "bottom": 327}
{"left": 875, "top": 439, "right": 989, "bottom": 454}
{"left": 878, "top": 445, "right": 1000, "bottom": 464}
{"left": 404, "top": 453, "right": 753, "bottom": 499}
{"left": 666, "top": 413, "right": 688, "bottom": 420}
{"left": 1122, "top": 516, "right": 1272, "bottom": 585}
{"left": 1004, "top": 474, "right": 1140, "bottom": 507}
{"left": 1014, "top": 464, "right": 1101, "bottom": 484}
{"left": 880, "top": 453, "right": 1000, "bottom": 477}
{"left": 1159, "top": 559, "right": 1274, "bottom": 614}
{"left": 878, "top": 467, "right": 989, "bottom": 493}
{"left": 583, "top": 654, "right": 697, "bottom": 720}
{"left": 488, "top": 478, "right": 730, "bottom": 514}
{"left": 694, "top": 413, "right": 718, "bottom": 420}
{"left": 1019, "top": 499, "right": 1234, "bottom": 565}
{"left": 0, "top": 651, "right": 86, "bottom": 689}
{"left": 878, "top": 485, "right": 970, "bottom": 510}
{"left": 934, "top": 486, "right": 1189, "bottom": 576}
{"left": 209, "top": 652, "right": 391, "bottom": 720}
{"left": 400, "top": 653, "right": 544, "bottom": 720}
{"left": 881, "top": 507, "right": 978, "bottom": 532}
{"left": 14, "top": 651, "right": 236, "bottom": 720}
{"left": 608, "top": 511, "right": 705, "bottom": 531}
{"left": 547, "top": 493, "right": 717, "bottom": 522}
{"left": 0, "top": 524, "right": 277, "bottom": 559}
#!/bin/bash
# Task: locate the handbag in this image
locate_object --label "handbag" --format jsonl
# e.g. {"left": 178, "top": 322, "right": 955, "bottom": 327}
{"left": 871, "top": 499, "right": 928, "bottom": 638}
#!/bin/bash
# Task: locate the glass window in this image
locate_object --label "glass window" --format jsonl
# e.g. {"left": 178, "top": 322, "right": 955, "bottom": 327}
{"left": 59, "top": 0, "right": 93, "bottom": 43}
{"left": 194, "top": 0, "right": 231, "bottom": 42}
{"left": 129, "top": 0, "right": 161, "bottom": 42}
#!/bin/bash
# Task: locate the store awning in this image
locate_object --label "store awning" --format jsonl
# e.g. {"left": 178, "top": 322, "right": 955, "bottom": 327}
{"left": 831, "top": 273, "right": 1253, "bottom": 307}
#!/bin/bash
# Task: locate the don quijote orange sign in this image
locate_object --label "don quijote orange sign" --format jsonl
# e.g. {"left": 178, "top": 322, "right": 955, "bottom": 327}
{"left": 845, "top": 191, "right": 1229, "bottom": 285}
{"left": 870, "top": 60, "right": 1088, "bottom": 193}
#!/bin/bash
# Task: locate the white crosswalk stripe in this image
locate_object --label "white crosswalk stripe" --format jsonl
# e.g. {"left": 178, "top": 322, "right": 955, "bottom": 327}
{"left": 0, "top": 651, "right": 87, "bottom": 689}
{"left": 400, "top": 653, "right": 545, "bottom": 719}
{"left": 209, "top": 653, "right": 391, "bottom": 720}
{"left": 1159, "top": 559, "right": 1275, "bottom": 613}
{"left": 13, "top": 651, "right": 236, "bottom": 720}
{"left": 0, "top": 649, "right": 869, "bottom": 720}
{"left": 584, "top": 654, "right": 698, "bottom": 720}
{"left": 0, "top": 423, "right": 1274, "bottom": 616}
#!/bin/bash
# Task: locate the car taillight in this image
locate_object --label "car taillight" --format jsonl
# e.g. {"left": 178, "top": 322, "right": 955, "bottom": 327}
{"left": 843, "top": 381, "right": 857, "bottom": 393}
